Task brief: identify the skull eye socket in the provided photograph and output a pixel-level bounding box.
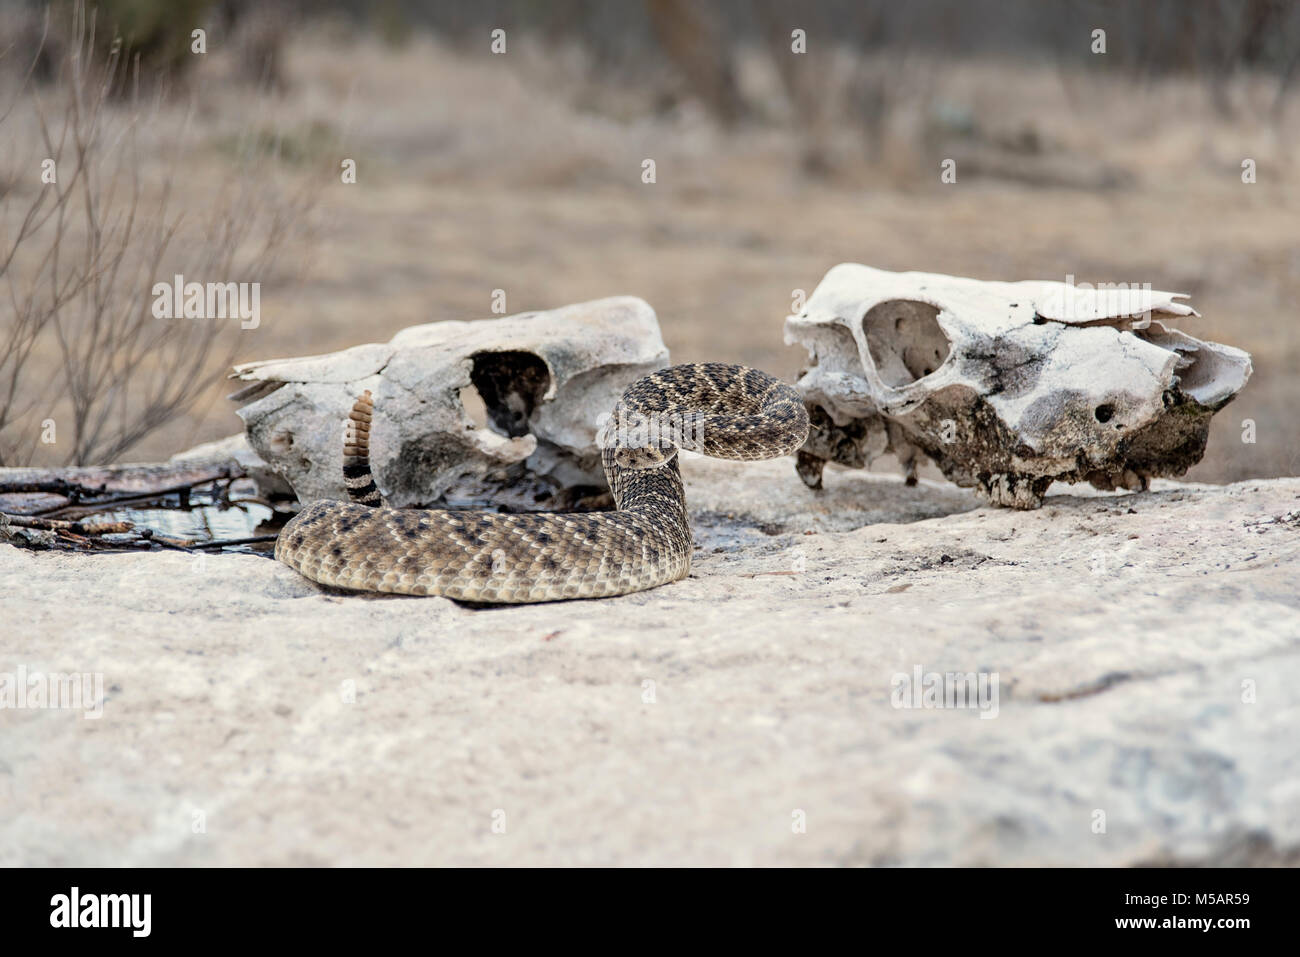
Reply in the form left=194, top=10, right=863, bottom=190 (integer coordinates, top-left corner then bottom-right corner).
left=862, top=300, right=951, bottom=387
left=1094, top=403, right=1116, bottom=423
left=466, top=351, right=551, bottom=437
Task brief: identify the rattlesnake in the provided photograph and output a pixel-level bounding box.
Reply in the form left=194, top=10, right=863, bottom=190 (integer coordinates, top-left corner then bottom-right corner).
left=275, top=363, right=810, bottom=603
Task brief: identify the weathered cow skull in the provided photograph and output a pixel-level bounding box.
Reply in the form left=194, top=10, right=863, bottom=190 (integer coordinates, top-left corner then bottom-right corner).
left=230, top=297, right=667, bottom=509
left=786, top=264, right=1252, bottom=508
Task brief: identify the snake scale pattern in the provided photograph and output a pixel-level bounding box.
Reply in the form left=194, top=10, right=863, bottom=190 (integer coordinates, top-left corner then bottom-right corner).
left=275, top=363, right=810, bottom=603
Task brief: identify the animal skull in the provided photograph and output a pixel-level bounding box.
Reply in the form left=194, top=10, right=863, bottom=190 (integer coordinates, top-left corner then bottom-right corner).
left=785, top=264, right=1252, bottom=508
left=230, top=297, right=668, bottom=509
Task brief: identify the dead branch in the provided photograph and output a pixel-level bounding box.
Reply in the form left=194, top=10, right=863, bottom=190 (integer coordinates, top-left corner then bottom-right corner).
left=0, top=0, right=317, bottom=468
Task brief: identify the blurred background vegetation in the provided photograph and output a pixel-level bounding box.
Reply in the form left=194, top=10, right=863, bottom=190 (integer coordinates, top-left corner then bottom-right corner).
left=1, top=0, right=1297, bottom=481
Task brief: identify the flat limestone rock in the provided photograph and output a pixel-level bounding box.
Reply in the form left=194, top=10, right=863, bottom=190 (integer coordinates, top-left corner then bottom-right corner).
left=1, top=464, right=1297, bottom=865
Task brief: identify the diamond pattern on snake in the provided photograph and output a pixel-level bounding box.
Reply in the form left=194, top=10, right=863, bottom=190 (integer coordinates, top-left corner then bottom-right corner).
left=275, top=363, right=810, bottom=603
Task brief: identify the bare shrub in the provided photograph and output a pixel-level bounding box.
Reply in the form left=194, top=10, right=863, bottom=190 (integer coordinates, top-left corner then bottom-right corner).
left=0, top=3, right=316, bottom=466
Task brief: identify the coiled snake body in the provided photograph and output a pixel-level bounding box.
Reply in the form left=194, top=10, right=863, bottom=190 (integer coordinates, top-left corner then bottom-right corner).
left=275, top=363, right=809, bottom=603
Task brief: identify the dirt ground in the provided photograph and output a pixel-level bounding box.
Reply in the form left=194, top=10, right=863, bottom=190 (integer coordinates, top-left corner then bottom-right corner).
left=4, top=30, right=1298, bottom=481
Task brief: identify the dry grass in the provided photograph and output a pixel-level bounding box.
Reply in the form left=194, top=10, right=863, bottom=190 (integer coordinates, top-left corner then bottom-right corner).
left=4, top=27, right=1297, bottom=481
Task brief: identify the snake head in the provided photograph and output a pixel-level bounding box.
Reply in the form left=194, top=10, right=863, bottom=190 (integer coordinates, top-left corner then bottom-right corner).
left=613, top=444, right=680, bottom=470
left=597, top=405, right=682, bottom=470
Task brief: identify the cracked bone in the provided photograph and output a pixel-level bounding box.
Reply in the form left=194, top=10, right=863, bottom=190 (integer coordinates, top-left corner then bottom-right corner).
left=229, top=297, right=668, bottom=508
left=785, top=264, right=1252, bottom=508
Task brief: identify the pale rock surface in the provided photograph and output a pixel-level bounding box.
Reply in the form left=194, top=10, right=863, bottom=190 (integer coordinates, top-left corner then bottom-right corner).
left=1, top=460, right=1297, bottom=866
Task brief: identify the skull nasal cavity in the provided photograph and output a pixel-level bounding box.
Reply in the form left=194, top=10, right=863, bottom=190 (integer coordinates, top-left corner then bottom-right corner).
left=468, top=351, right=551, bottom=437
left=862, top=300, right=952, bottom=387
